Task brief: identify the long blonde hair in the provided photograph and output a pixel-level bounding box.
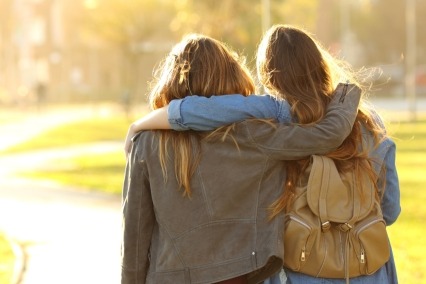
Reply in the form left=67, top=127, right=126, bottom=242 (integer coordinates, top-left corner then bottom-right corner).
left=256, top=25, right=385, bottom=217
left=149, top=34, right=255, bottom=197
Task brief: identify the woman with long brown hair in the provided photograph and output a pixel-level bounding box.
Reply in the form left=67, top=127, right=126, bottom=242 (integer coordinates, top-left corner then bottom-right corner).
left=121, top=32, right=361, bottom=284
left=124, top=25, right=400, bottom=284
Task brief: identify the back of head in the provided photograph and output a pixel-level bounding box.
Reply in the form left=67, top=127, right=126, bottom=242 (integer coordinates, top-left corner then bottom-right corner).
left=148, top=34, right=255, bottom=197
left=150, top=34, right=255, bottom=110
left=256, top=25, right=336, bottom=124
left=260, top=26, right=385, bottom=217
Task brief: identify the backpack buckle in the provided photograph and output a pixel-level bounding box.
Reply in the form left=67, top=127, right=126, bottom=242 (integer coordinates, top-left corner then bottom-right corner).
left=338, top=223, right=353, bottom=232
left=321, top=221, right=331, bottom=231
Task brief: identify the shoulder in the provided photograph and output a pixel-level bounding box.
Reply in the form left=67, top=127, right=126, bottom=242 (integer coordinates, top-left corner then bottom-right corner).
left=132, top=130, right=157, bottom=143
left=131, top=130, right=160, bottom=158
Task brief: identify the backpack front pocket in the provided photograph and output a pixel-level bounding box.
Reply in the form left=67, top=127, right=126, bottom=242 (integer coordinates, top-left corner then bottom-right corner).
left=353, top=218, right=390, bottom=275
left=284, top=214, right=316, bottom=271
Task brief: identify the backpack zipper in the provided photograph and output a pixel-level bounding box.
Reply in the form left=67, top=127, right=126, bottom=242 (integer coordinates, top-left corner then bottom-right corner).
left=288, top=215, right=311, bottom=262
left=355, top=218, right=382, bottom=235
left=356, top=219, right=383, bottom=264
left=289, top=215, right=311, bottom=230
left=360, top=249, right=365, bottom=263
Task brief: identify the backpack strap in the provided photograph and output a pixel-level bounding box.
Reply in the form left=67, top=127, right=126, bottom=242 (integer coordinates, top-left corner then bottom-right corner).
left=311, top=155, right=358, bottom=284
left=310, top=155, right=362, bottom=231
left=337, top=173, right=361, bottom=232
left=316, top=155, right=331, bottom=231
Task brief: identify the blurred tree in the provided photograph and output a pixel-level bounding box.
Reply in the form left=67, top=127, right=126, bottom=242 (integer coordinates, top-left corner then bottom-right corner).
left=82, top=0, right=176, bottom=47
left=75, top=0, right=178, bottom=101
left=31, top=0, right=424, bottom=102
left=169, top=0, right=263, bottom=63
left=169, top=0, right=322, bottom=66
left=274, top=0, right=318, bottom=31
left=351, top=0, right=406, bottom=64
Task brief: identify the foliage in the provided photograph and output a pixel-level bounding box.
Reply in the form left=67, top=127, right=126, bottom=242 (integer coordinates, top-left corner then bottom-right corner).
left=350, top=0, right=406, bottom=64
left=82, top=0, right=177, bottom=46
left=79, top=0, right=332, bottom=67
left=77, top=0, right=426, bottom=66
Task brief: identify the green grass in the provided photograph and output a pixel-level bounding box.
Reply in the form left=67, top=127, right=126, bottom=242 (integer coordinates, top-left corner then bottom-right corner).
left=1, top=116, right=132, bottom=154
left=0, top=234, right=15, bottom=284
left=22, top=151, right=125, bottom=194
left=9, top=116, right=132, bottom=194
left=386, top=120, right=426, bottom=283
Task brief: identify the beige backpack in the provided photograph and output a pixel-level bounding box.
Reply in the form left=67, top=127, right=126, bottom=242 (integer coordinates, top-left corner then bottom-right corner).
left=283, top=155, right=390, bottom=283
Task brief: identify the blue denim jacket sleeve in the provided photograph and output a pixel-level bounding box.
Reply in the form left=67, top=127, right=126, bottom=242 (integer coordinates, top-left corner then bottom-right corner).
left=378, top=137, right=401, bottom=225
left=367, top=110, right=401, bottom=226
left=168, top=94, right=292, bottom=131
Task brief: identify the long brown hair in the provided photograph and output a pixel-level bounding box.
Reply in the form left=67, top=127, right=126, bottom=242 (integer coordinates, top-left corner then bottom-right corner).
left=257, top=25, right=385, bottom=217
left=149, top=34, right=255, bottom=197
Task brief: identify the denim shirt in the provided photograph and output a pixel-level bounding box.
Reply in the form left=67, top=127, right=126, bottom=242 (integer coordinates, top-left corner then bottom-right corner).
left=167, top=93, right=401, bottom=284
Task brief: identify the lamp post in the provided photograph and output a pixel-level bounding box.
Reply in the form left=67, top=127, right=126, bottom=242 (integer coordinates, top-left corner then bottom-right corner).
left=261, top=0, right=270, bottom=33
left=405, top=0, right=417, bottom=121
left=340, top=0, right=350, bottom=59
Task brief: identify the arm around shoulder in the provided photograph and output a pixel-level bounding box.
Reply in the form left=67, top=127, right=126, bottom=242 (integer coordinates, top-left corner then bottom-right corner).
left=245, top=83, right=361, bottom=160
left=124, top=106, right=170, bottom=155
left=167, top=94, right=286, bottom=131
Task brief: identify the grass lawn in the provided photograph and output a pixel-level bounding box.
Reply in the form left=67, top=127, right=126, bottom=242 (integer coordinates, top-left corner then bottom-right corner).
left=4, top=114, right=426, bottom=283
left=0, top=234, right=15, bottom=284
left=1, top=116, right=132, bottom=154
left=7, top=116, right=132, bottom=194
left=386, top=120, right=426, bottom=283
left=23, top=151, right=125, bottom=194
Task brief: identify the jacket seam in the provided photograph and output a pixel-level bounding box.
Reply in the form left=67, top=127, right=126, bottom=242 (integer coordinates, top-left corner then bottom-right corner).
left=196, top=165, right=214, bottom=221
left=154, top=214, right=186, bottom=268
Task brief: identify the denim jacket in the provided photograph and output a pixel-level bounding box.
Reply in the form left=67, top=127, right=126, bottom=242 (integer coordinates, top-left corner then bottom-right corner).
left=167, top=85, right=401, bottom=284
left=122, top=85, right=362, bottom=284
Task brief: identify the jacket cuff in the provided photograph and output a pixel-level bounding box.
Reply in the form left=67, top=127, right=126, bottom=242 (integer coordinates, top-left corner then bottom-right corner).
left=168, top=99, right=188, bottom=131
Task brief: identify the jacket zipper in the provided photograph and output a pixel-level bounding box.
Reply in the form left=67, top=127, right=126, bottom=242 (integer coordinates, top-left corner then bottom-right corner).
left=339, top=81, right=349, bottom=103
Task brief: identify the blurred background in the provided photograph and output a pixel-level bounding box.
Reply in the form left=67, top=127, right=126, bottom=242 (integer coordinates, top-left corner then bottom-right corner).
left=0, top=1, right=425, bottom=284
left=0, top=0, right=424, bottom=108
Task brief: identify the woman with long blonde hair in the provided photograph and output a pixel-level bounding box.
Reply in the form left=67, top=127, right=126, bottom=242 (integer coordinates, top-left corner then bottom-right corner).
left=124, top=25, right=400, bottom=284
left=122, top=32, right=362, bottom=284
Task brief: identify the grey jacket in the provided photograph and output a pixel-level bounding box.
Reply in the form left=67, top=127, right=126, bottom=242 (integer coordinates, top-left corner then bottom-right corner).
left=121, top=84, right=361, bottom=284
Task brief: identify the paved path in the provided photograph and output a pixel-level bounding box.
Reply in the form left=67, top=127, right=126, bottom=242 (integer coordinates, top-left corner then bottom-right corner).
left=0, top=177, right=122, bottom=284
left=0, top=105, right=124, bottom=284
